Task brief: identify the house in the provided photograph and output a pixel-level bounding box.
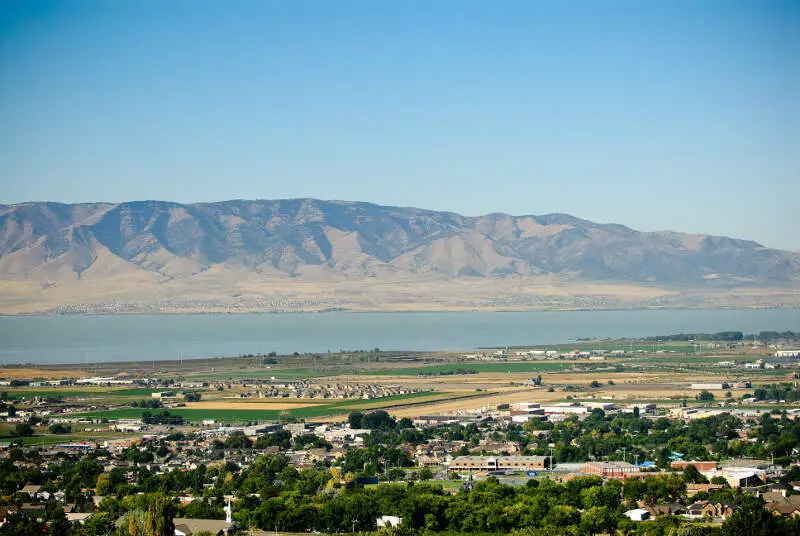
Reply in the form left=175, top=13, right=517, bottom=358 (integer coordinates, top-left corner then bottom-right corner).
left=644, top=503, right=686, bottom=517
left=66, top=512, right=93, bottom=524
left=20, top=504, right=45, bottom=521
left=172, top=518, right=236, bottom=535
left=20, top=484, right=41, bottom=498
left=686, top=483, right=723, bottom=497
left=686, top=501, right=736, bottom=520
left=624, top=509, right=650, bottom=522
left=762, top=494, right=800, bottom=518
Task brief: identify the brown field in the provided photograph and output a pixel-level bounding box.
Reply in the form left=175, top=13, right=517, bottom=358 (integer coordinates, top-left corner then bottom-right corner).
left=3, top=272, right=798, bottom=314
left=0, top=368, right=86, bottom=379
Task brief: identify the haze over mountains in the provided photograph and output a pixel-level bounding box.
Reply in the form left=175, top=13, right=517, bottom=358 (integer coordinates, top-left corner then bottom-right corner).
left=0, top=199, right=798, bottom=314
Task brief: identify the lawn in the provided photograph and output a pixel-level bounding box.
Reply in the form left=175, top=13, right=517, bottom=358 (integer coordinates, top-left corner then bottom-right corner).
left=4, top=388, right=166, bottom=400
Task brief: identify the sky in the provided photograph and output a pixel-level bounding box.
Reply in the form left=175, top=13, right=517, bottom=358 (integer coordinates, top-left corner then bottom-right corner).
left=0, top=1, right=798, bottom=250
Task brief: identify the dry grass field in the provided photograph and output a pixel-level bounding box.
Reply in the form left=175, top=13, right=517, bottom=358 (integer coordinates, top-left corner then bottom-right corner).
left=0, top=368, right=86, bottom=380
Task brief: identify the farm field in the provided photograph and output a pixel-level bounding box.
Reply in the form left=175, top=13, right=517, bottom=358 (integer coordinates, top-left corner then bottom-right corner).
left=72, top=390, right=465, bottom=422
left=0, top=426, right=137, bottom=446
left=4, top=387, right=163, bottom=400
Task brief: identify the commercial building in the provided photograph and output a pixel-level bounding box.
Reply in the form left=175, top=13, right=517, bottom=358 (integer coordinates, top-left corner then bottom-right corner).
left=542, top=403, right=590, bottom=415
left=671, top=461, right=719, bottom=472
left=583, top=461, right=641, bottom=479
left=448, top=456, right=551, bottom=473
left=690, top=383, right=729, bottom=390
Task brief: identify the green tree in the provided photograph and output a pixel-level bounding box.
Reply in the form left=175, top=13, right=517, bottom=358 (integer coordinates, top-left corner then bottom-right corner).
left=682, top=464, right=708, bottom=484
left=363, top=410, right=396, bottom=430
left=348, top=411, right=364, bottom=429
left=697, top=391, right=715, bottom=402
left=145, top=494, right=175, bottom=536
left=79, top=512, right=116, bottom=536
left=12, top=422, right=33, bottom=437
left=579, top=506, right=616, bottom=535
left=721, top=495, right=776, bottom=536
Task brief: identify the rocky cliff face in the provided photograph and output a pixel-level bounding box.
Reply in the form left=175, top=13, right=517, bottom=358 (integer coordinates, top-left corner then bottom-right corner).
left=1, top=199, right=797, bottom=285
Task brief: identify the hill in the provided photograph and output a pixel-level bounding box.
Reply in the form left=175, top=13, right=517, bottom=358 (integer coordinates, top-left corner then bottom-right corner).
left=1, top=199, right=797, bottom=313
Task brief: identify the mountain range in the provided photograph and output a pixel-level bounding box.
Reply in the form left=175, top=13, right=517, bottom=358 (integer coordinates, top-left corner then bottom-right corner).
left=0, top=199, right=797, bottom=313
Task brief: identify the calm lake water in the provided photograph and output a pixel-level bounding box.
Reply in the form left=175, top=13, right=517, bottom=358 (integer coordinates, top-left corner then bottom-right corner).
left=0, top=309, right=798, bottom=364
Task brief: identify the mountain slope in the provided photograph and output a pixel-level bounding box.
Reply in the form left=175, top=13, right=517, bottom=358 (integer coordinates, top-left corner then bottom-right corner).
left=1, top=198, right=798, bottom=283
left=0, top=199, right=797, bottom=313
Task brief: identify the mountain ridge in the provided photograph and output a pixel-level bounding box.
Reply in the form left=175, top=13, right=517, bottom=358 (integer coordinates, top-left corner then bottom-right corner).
left=0, top=198, right=797, bottom=313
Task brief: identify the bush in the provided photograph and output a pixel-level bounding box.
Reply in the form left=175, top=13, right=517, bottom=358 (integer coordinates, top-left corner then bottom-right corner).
left=49, top=423, right=71, bottom=434
left=12, top=423, right=34, bottom=437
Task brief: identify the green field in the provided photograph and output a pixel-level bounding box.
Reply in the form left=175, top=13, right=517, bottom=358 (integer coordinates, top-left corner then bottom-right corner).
left=4, top=388, right=164, bottom=400
left=72, top=391, right=454, bottom=423
left=360, top=362, right=594, bottom=376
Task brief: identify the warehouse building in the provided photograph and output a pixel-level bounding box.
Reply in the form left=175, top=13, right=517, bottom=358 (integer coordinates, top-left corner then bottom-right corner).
left=448, top=456, right=551, bottom=473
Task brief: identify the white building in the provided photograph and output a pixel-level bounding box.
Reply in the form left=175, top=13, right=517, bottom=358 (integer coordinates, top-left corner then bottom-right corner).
left=377, top=516, right=402, bottom=528
left=690, top=383, right=729, bottom=390
left=624, top=509, right=650, bottom=522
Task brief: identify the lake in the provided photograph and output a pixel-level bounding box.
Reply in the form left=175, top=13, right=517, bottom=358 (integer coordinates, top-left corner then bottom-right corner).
left=0, top=309, right=798, bottom=364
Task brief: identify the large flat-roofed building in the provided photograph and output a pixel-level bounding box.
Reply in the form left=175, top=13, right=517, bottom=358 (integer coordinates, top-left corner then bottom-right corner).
left=583, top=461, right=641, bottom=479
left=671, top=461, right=719, bottom=472
left=690, top=383, right=729, bottom=390
left=448, top=455, right=551, bottom=472
left=542, top=403, right=590, bottom=415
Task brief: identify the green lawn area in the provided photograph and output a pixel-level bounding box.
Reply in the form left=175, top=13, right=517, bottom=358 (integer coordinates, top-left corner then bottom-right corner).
left=72, top=391, right=452, bottom=423
left=359, top=362, right=591, bottom=376
left=4, top=387, right=166, bottom=400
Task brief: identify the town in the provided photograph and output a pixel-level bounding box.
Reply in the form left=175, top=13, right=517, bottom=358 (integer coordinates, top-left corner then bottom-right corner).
left=0, top=332, right=798, bottom=535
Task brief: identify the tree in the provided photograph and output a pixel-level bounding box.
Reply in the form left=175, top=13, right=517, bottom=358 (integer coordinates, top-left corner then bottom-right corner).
left=79, top=512, right=115, bottom=536
left=419, top=467, right=433, bottom=481
left=95, top=473, right=112, bottom=496
left=579, top=506, right=616, bottom=535
left=397, top=417, right=414, bottom=429
left=682, top=464, right=708, bottom=484
left=45, top=501, right=71, bottom=536
left=697, top=391, right=715, bottom=402
left=48, top=423, right=71, bottom=434
left=348, top=411, right=364, bottom=429
left=145, top=494, right=175, bottom=536
left=184, top=392, right=201, bottom=402
left=722, top=495, right=777, bottom=536
left=363, top=410, right=396, bottom=430
left=225, top=431, right=253, bottom=449
left=12, top=422, right=33, bottom=437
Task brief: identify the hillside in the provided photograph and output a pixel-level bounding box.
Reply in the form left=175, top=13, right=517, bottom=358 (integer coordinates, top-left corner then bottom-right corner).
left=0, top=199, right=798, bottom=313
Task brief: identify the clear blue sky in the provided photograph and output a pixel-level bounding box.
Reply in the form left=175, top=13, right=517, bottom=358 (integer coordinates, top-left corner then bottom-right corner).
left=1, top=1, right=798, bottom=249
